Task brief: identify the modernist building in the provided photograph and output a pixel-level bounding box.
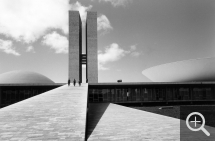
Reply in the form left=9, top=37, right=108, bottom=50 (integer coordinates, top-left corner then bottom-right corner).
left=88, top=58, right=215, bottom=104
left=0, top=70, right=61, bottom=108
left=0, top=11, right=99, bottom=108
left=69, top=11, right=98, bottom=83
left=67, top=11, right=215, bottom=105
left=142, top=57, right=215, bottom=82
left=0, top=11, right=215, bottom=109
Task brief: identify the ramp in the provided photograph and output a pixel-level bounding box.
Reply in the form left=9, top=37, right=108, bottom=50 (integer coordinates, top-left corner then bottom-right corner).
left=0, top=84, right=88, bottom=140
left=87, top=103, right=180, bottom=141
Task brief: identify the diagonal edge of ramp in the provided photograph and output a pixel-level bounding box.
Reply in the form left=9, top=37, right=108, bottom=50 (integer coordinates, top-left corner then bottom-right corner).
left=0, top=84, right=88, bottom=141
left=86, top=103, right=110, bottom=140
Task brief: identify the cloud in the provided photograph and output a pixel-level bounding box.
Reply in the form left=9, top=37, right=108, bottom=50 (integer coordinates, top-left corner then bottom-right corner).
left=97, top=14, right=113, bottom=34
left=129, top=44, right=142, bottom=57
left=130, top=51, right=141, bottom=57
left=0, top=39, right=20, bottom=56
left=26, top=46, right=35, bottom=53
left=98, top=63, right=109, bottom=70
left=129, top=44, right=141, bottom=57
left=98, top=43, right=127, bottom=70
left=0, top=0, right=111, bottom=51
left=42, top=31, right=68, bottom=54
left=0, top=0, right=71, bottom=43
left=71, top=1, right=92, bottom=23
left=98, top=43, right=141, bottom=70
left=98, top=0, right=132, bottom=7
left=130, top=44, right=137, bottom=51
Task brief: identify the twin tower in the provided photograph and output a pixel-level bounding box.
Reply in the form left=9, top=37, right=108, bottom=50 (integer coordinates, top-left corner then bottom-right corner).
left=69, top=11, right=98, bottom=83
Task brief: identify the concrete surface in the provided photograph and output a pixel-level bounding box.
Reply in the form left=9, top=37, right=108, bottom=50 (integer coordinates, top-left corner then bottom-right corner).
left=87, top=103, right=180, bottom=141
left=69, top=11, right=82, bottom=82
left=86, top=11, right=98, bottom=83
left=1, top=83, right=214, bottom=140
left=0, top=84, right=88, bottom=141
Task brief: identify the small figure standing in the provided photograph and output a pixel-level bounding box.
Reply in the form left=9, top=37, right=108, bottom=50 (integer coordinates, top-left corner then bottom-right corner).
left=127, top=90, right=129, bottom=101
left=86, top=78, right=88, bottom=83
left=73, top=79, right=76, bottom=86
left=68, top=79, right=70, bottom=86
left=78, top=80, right=81, bottom=86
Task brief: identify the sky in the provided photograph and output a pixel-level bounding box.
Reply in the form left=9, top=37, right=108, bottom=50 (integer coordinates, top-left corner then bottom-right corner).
left=0, top=0, right=215, bottom=83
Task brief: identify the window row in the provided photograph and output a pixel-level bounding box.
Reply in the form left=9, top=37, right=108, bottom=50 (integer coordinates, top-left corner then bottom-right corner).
left=88, top=87, right=215, bottom=102
left=0, top=89, right=48, bottom=105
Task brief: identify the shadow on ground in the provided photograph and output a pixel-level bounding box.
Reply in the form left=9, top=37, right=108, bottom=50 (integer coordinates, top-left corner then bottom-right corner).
left=86, top=103, right=110, bottom=140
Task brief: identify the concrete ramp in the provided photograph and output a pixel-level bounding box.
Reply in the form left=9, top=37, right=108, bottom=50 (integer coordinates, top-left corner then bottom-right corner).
left=0, top=84, right=88, bottom=141
left=87, top=103, right=180, bottom=141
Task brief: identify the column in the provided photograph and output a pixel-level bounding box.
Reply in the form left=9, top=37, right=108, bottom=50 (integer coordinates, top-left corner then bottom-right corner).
left=69, top=11, right=82, bottom=82
left=86, top=11, right=98, bottom=83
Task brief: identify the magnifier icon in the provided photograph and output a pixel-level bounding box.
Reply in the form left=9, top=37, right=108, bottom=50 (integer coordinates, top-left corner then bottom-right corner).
left=186, top=112, right=210, bottom=136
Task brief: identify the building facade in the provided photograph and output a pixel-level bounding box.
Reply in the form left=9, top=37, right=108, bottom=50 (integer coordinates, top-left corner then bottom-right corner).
left=89, top=82, right=215, bottom=104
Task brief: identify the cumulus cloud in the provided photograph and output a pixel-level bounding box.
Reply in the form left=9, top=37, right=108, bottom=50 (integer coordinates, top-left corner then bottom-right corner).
left=71, top=1, right=92, bottom=23
left=26, top=46, right=35, bottom=53
left=0, top=0, right=71, bottom=43
left=98, top=43, right=141, bottom=70
left=42, top=31, right=68, bottom=54
left=0, top=0, right=93, bottom=44
left=129, top=44, right=141, bottom=57
left=0, top=39, right=20, bottom=56
left=130, top=44, right=137, bottom=51
left=97, top=14, right=113, bottom=34
left=97, top=0, right=132, bottom=7
left=98, top=43, right=127, bottom=70
left=130, top=51, right=141, bottom=57
left=0, top=0, right=112, bottom=54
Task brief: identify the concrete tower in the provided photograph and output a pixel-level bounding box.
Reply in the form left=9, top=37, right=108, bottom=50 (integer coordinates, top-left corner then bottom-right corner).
left=86, top=11, right=98, bottom=83
left=69, top=11, right=98, bottom=83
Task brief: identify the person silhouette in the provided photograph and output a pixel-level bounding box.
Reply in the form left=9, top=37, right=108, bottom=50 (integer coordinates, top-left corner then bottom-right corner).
left=127, top=90, right=129, bottom=101
left=86, top=78, right=88, bottom=83
left=73, top=79, right=76, bottom=86
left=78, top=80, right=81, bottom=86
left=68, top=79, right=70, bottom=86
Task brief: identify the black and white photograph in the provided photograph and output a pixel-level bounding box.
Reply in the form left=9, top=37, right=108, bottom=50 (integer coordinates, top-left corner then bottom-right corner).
left=0, top=0, right=215, bottom=140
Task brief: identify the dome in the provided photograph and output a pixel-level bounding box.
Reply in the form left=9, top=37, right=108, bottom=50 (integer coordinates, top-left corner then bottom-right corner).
left=142, top=57, right=215, bottom=82
left=0, top=70, right=54, bottom=84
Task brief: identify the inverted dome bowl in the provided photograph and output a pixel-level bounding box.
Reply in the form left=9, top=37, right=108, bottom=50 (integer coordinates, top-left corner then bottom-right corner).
left=142, top=57, right=215, bottom=82
left=0, top=70, right=54, bottom=84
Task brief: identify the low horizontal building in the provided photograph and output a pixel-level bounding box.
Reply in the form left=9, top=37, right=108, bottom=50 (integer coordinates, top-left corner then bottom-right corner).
left=0, top=70, right=63, bottom=108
